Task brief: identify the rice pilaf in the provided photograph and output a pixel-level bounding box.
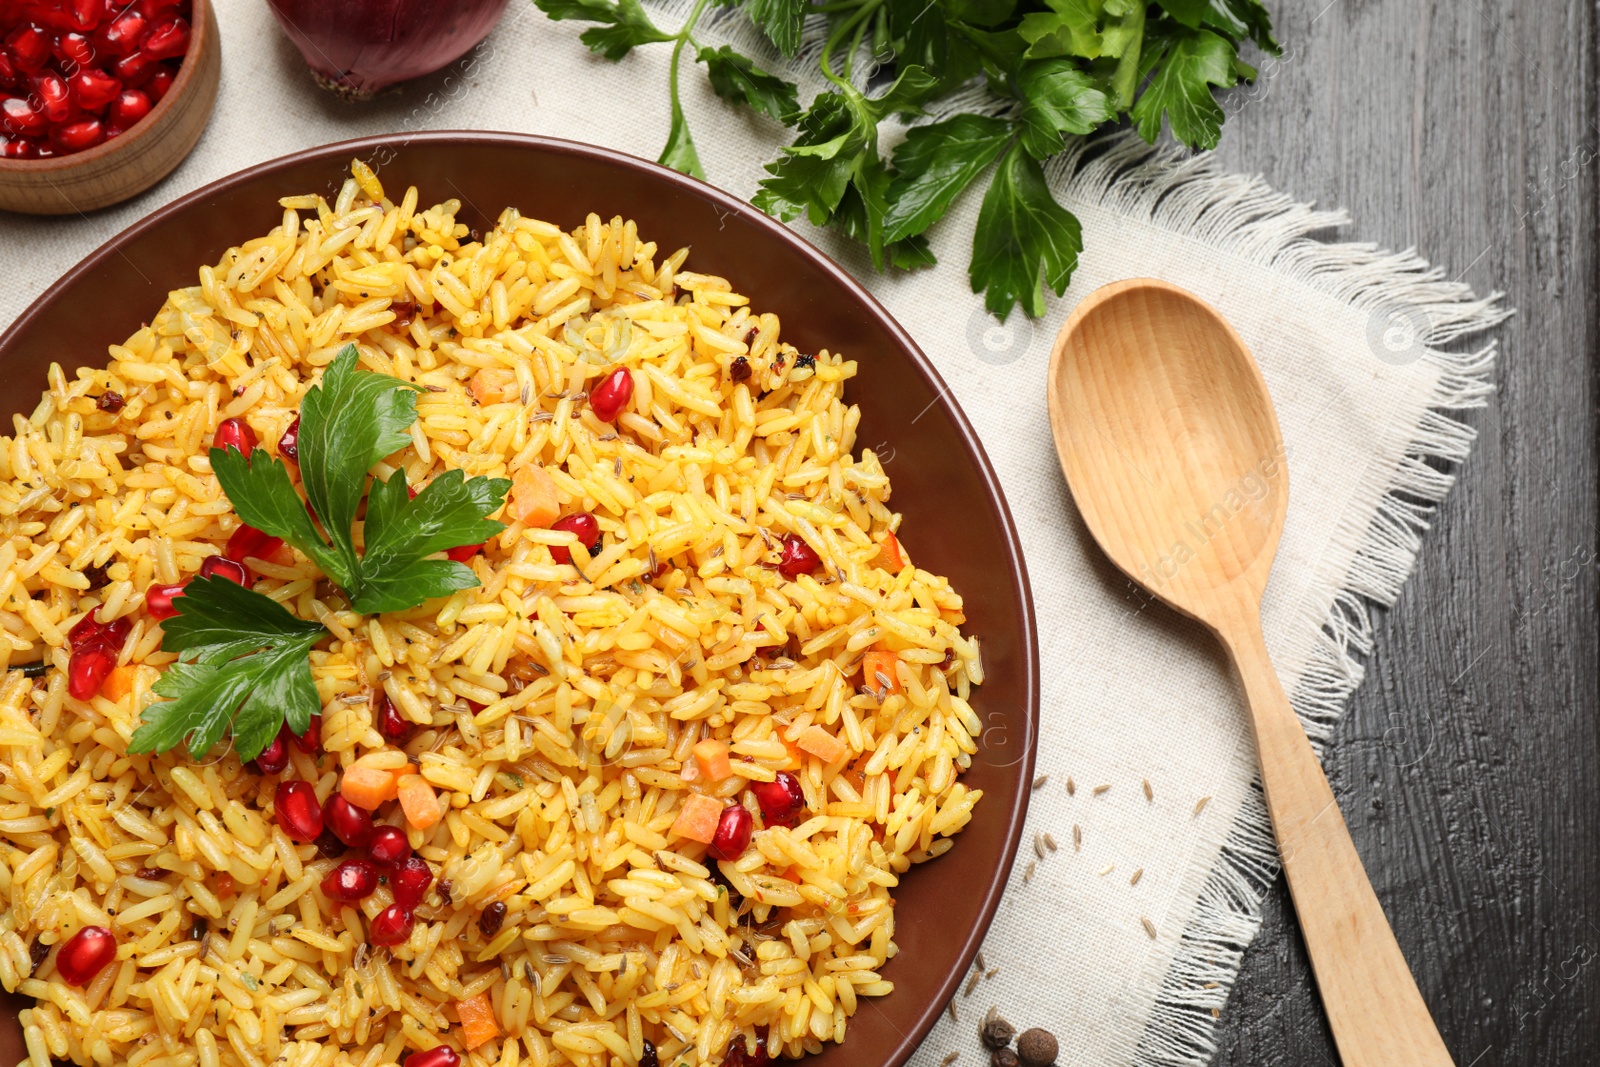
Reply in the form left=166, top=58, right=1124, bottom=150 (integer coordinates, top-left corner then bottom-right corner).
left=0, top=161, right=984, bottom=1067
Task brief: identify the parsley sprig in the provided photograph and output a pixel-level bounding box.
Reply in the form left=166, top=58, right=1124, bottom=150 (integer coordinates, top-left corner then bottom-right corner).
left=129, top=346, right=511, bottom=761
left=530, top=0, right=1278, bottom=319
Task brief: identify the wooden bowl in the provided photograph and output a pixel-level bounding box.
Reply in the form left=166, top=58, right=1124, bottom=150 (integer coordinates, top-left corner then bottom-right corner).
left=0, top=133, right=1040, bottom=1067
left=0, top=0, right=221, bottom=215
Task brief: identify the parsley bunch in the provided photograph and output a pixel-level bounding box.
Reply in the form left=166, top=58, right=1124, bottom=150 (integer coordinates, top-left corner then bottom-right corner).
left=129, top=346, right=511, bottom=761
left=532, top=0, right=1277, bottom=318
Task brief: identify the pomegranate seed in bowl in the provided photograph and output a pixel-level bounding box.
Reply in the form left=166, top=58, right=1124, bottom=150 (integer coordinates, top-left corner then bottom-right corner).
left=777, top=534, right=821, bottom=579
left=323, top=793, right=373, bottom=848
left=321, top=858, right=378, bottom=902
left=198, top=554, right=246, bottom=585
left=549, top=512, right=601, bottom=566
left=404, top=1046, right=461, bottom=1067
left=749, top=771, right=805, bottom=827
left=368, top=903, right=413, bottom=947
left=144, top=581, right=186, bottom=620
left=390, top=855, right=433, bottom=908
left=588, top=368, right=633, bottom=422
left=249, top=735, right=288, bottom=775
left=367, top=825, right=411, bottom=868
left=708, top=804, right=752, bottom=861
left=212, top=417, right=255, bottom=455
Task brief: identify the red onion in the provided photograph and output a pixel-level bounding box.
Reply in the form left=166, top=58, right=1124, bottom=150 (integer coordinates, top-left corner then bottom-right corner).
left=264, top=0, right=510, bottom=100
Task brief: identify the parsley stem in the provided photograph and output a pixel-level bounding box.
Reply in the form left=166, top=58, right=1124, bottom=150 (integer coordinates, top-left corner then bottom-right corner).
left=818, top=0, right=881, bottom=89
left=668, top=0, right=715, bottom=119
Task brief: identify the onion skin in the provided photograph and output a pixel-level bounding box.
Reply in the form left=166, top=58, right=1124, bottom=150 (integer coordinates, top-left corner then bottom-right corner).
left=265, top=0, right=511, bottom=99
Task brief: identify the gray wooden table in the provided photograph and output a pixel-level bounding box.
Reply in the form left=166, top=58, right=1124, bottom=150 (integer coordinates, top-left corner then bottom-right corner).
left=1205, top=1, right=1597, bottom=1063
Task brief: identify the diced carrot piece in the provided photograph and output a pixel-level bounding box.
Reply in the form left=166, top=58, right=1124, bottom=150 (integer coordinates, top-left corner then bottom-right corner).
left=693, top=738, right=732, bottom=782
left=511, top=465, right=560, bottom=528
left=397, top=774, right=440, bottom=830
left=862, top=650, right=903, bottom=695
left=341, top=766, right=399, bottom=809
left=102, top=664, right=138, bottom=702
left=796, top=725, right=847, bottom=764
left=469, top=367, right=517, bottom=404
left=876, top=530, right=905, bottom=571
left=671, top=793, right=724, bottom=844
left=456, top=991, right=501, bottom=1051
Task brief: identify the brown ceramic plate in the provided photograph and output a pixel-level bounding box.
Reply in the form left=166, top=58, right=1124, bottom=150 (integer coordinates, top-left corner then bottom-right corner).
left=0, top=132, right=1038, bottom=1067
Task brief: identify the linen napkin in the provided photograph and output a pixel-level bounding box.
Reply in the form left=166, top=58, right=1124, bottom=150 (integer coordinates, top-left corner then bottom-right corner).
left=0, top=3, right=1507, bottom=1064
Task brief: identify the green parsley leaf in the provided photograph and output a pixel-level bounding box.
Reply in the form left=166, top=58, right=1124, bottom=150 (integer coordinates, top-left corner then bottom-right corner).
left=881, top=114, right=1013, bottom=245
left=697, top=45, right=800, bottom=125
left=535, top=0, right=674, bottom=59
left=129, top=576, right=325, bottom=760
left=968, top=141, right=1082, bottom=318
left=742, top=0, right=806, bottom=56
left=357, top=469, right=513, bottom=613
left=659, top=94, right=705, bottom=178
left=1014, top=60, right=1115, bottom=158
left=1130, top=25, right=1237, bottom=149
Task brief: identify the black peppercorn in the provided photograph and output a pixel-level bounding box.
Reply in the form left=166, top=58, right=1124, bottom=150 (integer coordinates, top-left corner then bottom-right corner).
left=978, top=1010, right=1016, bottom=1050
left=1016, top=1028, right=1058, bottom=1067
left=190, top=917, right=208, bottom=941
left=479, top=901, right=507, bottom=937
left=991, top=1048, right=1020, bottom=1067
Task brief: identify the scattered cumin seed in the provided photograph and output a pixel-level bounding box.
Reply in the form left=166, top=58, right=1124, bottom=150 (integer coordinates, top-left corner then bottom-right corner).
left=948, top=1000, right=958, bottom=1023
left=1073, top=824, right=1081, bottom=850
left=1129, top=868, right=1144, bottom=886
left=941, top=1055, right=959, bottom=1067
left=1211, top=1008, right=1220, bottom=1019
left=1093, top=783, right=1111, bottom=795
left=1023, top=861, right=1036, bottom=882
left=976, top=951, right=987, bottom=971
left=964, top=971, right=982, bottom=997
left=1202, top=982, right=1219, bottom=989
left=1193, top=795, right=1212, bottom=816
left=1141, top=917, right=1158, bottom=940
left=1098, top=864, right=1114, bottom=876
left=984, top=967, right=998, bottom=979
left=1032, top=774, right=1049, bottom=791
left=1066, top=776, right=1076, bottom=796
left=1033, top=833, right=1046, bottom=860
left=1143, top=778, right=1153, bottom=801
left=1042, top=832, right=1057, bottom=852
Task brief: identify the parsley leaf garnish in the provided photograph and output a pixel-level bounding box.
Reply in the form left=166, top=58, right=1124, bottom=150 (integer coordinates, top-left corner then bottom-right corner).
left=211, top=345, right=510, bottom=616
left=969, top=141, right=1083, bottom=318
left=131, top=344, right=510, bottom=761
left=697, top=46, right=801, bottom=125
left=129, top=576, right=324, bottom=760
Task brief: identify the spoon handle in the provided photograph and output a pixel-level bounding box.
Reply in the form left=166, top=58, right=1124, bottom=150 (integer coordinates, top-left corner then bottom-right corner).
left=1221, top=613, right=1455, bottom=1067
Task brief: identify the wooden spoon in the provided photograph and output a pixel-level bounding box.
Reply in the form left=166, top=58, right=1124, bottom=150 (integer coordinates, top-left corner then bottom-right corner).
left=1047, top=278, right=1453, bottom=1067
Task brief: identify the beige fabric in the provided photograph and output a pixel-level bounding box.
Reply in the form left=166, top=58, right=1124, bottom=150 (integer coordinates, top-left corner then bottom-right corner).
left=0, top=2, right=1505, bottom=1064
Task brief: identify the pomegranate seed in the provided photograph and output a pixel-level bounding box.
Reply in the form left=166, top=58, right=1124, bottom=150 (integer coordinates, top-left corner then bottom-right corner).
left=368, top=903, right=413, bottom=946
left=277, top=415, right=300, bottom=461
left=139, top=17, right=187, bottom=60
left=109, top=51, right=152, bottom=86
left=289, top=714, right=321, bottom=755
left=0, top=138, right=34, bottom=158
left=250, top=734, right=288, bottom=775
left=404, top=1047, right=461, bottom=1067
left=198, top=554, right=247, bottom=585
left=367, top=825, right=411, bottom=868
left=53, top=32, right=96, bottom=71
left=144, top=581, right=186, bottom=620
left=224, top=524, right=283, bottom=569
left=106, top=86, right=148, bottom=127
left=96, top=12, right=143, bottom=56
left=32, top=70, right=70, bottom=122
left=444, top=543, right=482, bottom=563
left=749, top=771, right=805, bottom=827
left=274, top=780, right=323, bottom=843
left=549, top=512, right=601, bottom=566
left=1, top=96, right=46, bottom=136
left=776, top=534, right=821, bottom=579
left=707, top=804, right=752, bottom=861
left=67, top=642, right=115, bottom=701
left=67, top=0, right=102, bottom=33
left=323, top=793, right=374, bottom=847
left=67, top=611, right=107, bottom=651
left=212, top=417, right=256, bottom=456
left=134, top=0, right=183, bottom=18
left=375, top=692, right=414, bottom=743
left=68, top=67, right=118, bottom=110
left=390, top=855, right=434, bottom=908
left=321, top=857, right=378, bottom=901
left=49, top=117, right=102, bottom=151
left=6, top=26, right=50, bottom=73
left=54, top=926, right=115, bottom=986
left=588, top=368, right=634, bottom=422
left=144, top=66, right=171, bottom=100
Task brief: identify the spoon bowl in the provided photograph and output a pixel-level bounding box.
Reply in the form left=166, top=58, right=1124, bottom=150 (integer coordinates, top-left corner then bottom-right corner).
left=1049, top=279, right=1454, bottom=1067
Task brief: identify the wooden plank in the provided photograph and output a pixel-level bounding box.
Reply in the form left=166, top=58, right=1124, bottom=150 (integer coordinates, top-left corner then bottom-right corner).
left=1206, top=0, right=1599, bottom=1063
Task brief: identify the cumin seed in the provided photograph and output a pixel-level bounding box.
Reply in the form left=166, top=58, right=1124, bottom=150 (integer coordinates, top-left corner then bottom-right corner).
left=1066, top=776, right=1076, bottom=796
left=984, top=967, right=998, bottom=979
left=1098, top=864, right=1114, bottom=876
left=975, top=951, right=987, bottom=971
left=1042, top=832, right=1057, bottom=852
left=1129, top=868, right=1144, bottom=886
left=1143, top=778, right=1153, bottom=801
left=1193, top=795, right=1212, bottom=816
left=948, top=1000, right=958, bottom=1023
left=1093, top=783, right=1110, bottom=795
left=1073, top=824, right=1081, bottom=850
left=1141, top=917, right=1158, bottom=940
left=1032, top=774, right=1048, bottom=791
left=964, top=971, right=982, bottom=997
left=1033, top=833, right=1046, bottom=860
left=941, top=1054, right=960, bottom=1067
left=1023, top=861, right=1036, bottom=883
